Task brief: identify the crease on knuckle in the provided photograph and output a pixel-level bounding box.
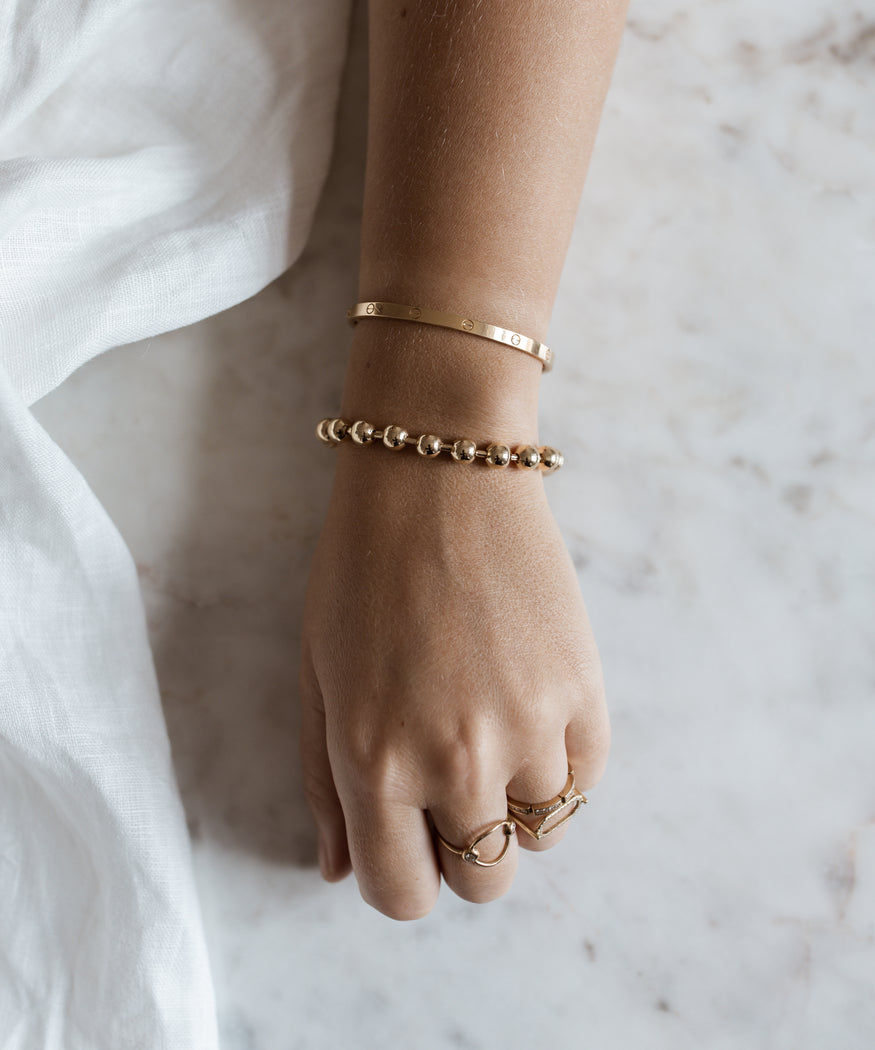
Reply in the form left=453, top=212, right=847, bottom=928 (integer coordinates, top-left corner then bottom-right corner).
left=431, top=719, right=496, bottom=795
left=339, top=732, right=405, bottom=799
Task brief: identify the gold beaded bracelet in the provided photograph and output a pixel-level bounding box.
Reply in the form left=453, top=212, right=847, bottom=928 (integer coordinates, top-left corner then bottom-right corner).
left=315, top=417, right=564, bottom=473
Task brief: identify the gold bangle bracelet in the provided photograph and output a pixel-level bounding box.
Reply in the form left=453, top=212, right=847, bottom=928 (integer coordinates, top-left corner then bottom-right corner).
left=316, top=417, right=564, bottom=474
left=346, top=301, right=553, bottom=373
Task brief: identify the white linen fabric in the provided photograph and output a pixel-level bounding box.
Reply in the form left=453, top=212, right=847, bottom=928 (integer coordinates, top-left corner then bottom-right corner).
left=0, top=1, right=351, bottom=1046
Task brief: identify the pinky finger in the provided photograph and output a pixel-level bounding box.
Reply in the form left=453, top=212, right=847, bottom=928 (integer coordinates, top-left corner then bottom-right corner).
left=565, top=700, right=611, bottom=793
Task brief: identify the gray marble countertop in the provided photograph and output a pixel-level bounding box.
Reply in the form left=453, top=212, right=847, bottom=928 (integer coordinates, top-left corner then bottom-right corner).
left=35, top=1, right=874, bottom=1047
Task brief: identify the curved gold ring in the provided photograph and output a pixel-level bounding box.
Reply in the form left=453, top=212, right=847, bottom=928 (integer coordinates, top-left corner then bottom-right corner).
left=506, top=763, right=587, bottom=841
left=433, top=817, right=516, bottom=868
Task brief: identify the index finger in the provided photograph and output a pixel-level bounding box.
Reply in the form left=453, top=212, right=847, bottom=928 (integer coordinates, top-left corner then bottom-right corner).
left=336, top=779, right=441, bottom=921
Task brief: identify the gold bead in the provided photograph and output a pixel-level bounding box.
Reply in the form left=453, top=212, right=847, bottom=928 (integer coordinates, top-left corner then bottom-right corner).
left=539, top=447, right=563, bottom=473
left=382, top=425, right=408, bottom=449
left=515, top=445, right=541, bottom=470
left=350, top=420, right=375, bottom=445
left=451, top=438, right=478, bottom=463
left=316, top=418, right=333, bottom=444
left=416, top=434, right=443, bottom=457
left=327, top=418, right=349, bottom=443
left=485, top=443, right=511, bottom=468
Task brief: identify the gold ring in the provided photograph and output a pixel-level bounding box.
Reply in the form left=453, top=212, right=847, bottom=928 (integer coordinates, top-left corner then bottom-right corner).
left=433, top=817, right=516, bottom=867
left=506, top=763, right=587, bottom=841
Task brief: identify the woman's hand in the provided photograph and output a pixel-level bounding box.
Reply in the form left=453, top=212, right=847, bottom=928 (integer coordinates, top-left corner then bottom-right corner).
left=297, top=0, right=629, bottom=921
left=299, top=440, right=609, bottom=919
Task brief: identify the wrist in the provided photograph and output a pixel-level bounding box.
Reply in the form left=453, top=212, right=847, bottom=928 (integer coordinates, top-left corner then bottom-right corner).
left=329, top=432, right=547, bottom=518
left=340, top=318, right=542, bottom=443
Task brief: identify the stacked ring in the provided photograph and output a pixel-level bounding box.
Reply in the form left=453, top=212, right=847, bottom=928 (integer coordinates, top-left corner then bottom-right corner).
left=506, top=764, right=587, bottom=841
left=434, top=764, right=588, bottom=867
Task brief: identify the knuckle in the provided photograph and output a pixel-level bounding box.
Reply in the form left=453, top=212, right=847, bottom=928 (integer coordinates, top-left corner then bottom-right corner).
left=431, top=720, right=497, bottom=794
left=328, top=708, right=416, bottom=801
left=337, top=728, right=400, bottom=794
left=348, top=751, right=396, bottom=796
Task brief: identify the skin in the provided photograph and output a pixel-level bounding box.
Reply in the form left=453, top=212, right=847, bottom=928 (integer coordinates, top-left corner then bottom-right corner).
left=300, top=0, right=629, bottom=918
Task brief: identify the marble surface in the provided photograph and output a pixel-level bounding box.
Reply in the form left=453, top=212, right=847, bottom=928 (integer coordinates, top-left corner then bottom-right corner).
left=34, top=0, right=875, bottom=1047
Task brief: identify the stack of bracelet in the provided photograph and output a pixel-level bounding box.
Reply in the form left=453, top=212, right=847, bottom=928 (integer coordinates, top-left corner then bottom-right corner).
left=322, top=300, right=564, bottom=474
left=316, top=417, right=564, bottom=474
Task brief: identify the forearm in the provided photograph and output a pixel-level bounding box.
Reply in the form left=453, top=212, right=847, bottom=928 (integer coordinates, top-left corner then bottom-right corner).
left=305, top=1, right=621, bottom=906
left=342, top=0, right=628, bottom=436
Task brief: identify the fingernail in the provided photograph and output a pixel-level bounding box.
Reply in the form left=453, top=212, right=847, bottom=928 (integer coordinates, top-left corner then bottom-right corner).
left=318, top=836, right=332, bottom=880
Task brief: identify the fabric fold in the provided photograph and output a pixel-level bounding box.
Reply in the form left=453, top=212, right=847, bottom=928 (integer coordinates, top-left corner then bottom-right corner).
left=0, top=0, right=352, bottom=1045
left=0, top=366, right=219, bottom=1049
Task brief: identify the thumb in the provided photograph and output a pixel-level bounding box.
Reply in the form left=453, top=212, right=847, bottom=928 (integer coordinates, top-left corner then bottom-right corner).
left=299, top=651, right=351, bottom=882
